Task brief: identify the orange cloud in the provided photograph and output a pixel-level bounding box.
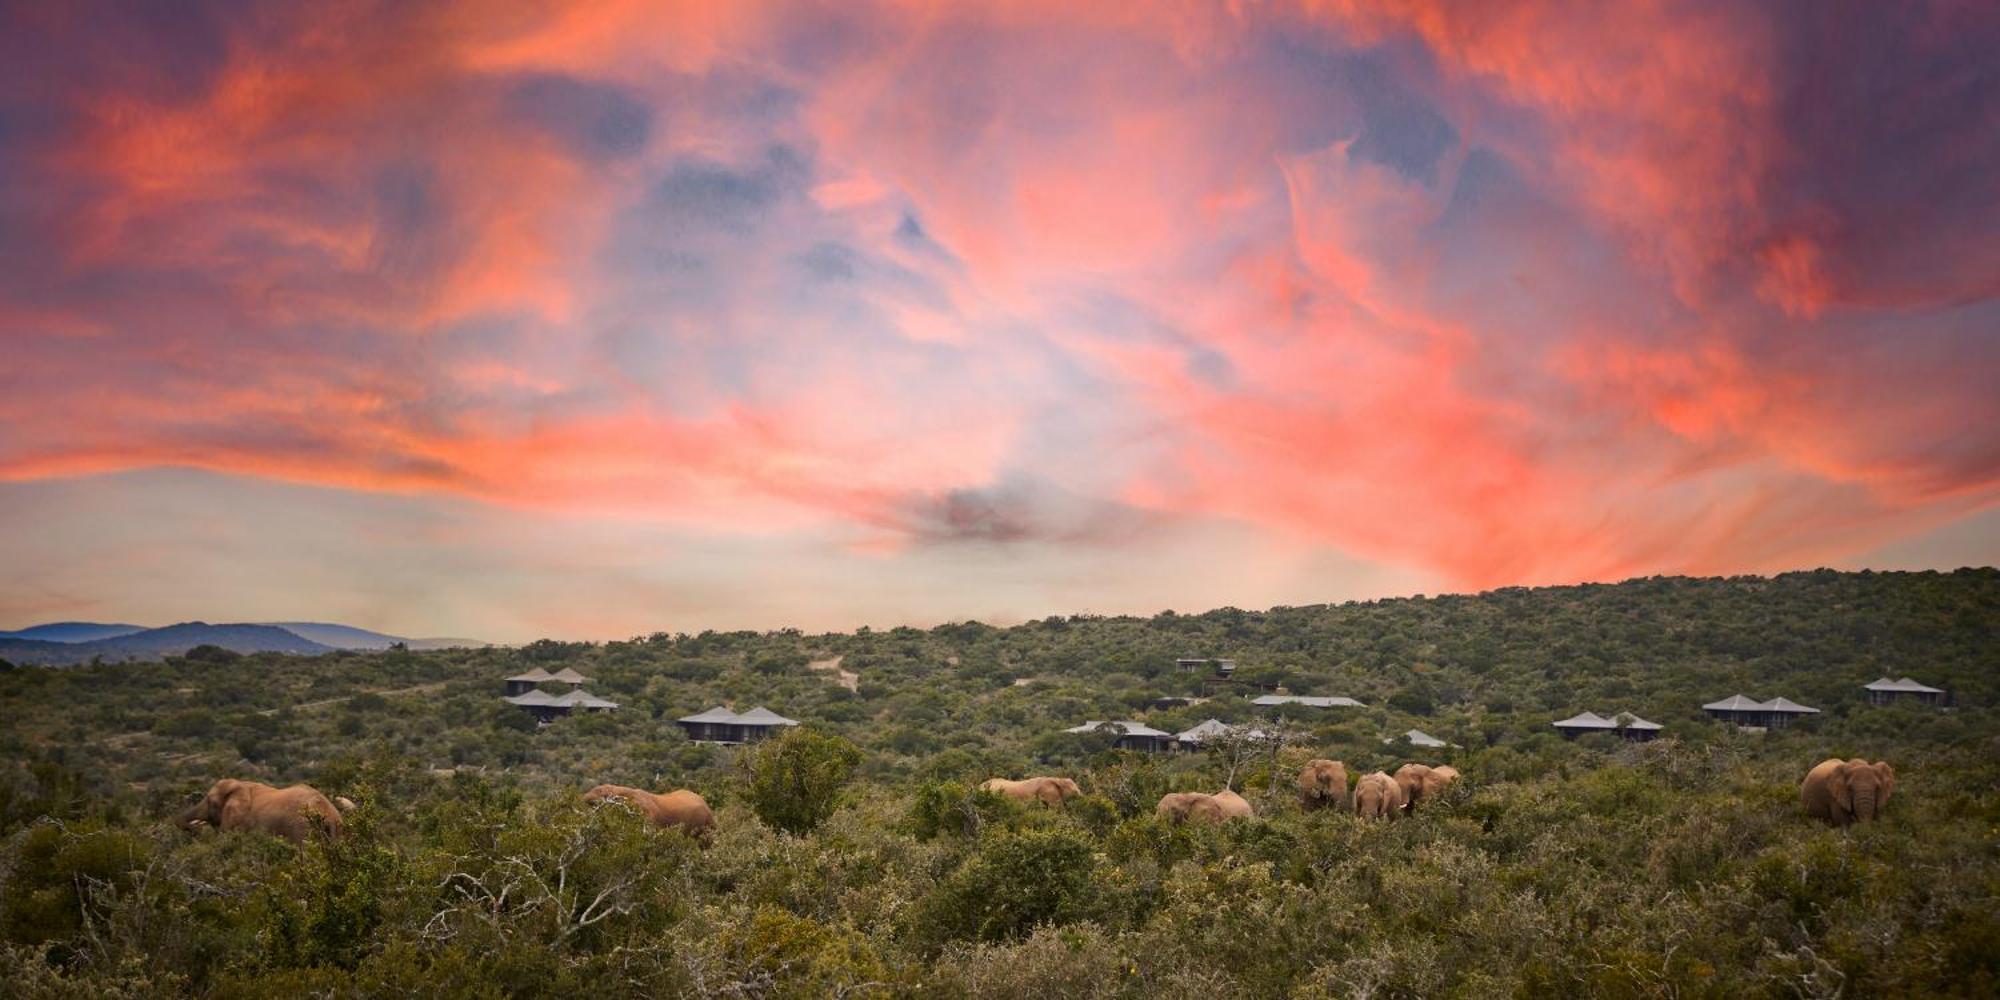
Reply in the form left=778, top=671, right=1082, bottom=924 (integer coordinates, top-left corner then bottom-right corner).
left=0, top=0, right=1992, bottom=617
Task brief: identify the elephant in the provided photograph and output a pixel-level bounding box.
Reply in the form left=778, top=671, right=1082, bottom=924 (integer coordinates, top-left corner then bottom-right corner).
left=1297, top=759, right=1350, bottom=812
left=1353, top=772, right=1405, bottom=819
left=1213, top=789, right=1255, bottom=819
left=177, top=779, right=346, bottom=843
left=583, top=784, right=716, bottom=840
left=1156, top=790, right=1255, bottom=824
left=1393, top=763, right=1460, bottom=812
left=980, top=776, right=1083, bottom=806
left=1801, top=758, right=1895, bottom=827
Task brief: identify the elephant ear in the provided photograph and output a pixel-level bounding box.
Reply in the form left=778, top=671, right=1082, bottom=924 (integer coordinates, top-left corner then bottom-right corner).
left=1829, top=765, right=1854, bottom=814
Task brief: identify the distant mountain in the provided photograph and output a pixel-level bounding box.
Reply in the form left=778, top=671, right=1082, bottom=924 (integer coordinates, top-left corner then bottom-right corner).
left=0, top=622, right=147, bottom=643
left=0, top=622, right=333, bottom=666
left=263, top=622, right=410, bottom=651
left=261, top=623, right=487, bottom=651
left=0, top=620, right=490, bottom=665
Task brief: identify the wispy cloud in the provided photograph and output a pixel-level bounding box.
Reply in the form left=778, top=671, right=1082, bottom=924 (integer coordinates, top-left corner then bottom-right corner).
left=0, top=1, right=1993, bottom=633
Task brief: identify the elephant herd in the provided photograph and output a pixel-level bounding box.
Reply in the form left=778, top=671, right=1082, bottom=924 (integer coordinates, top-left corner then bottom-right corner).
left=175, top=755, right=1893, bottom=845
left=983, top=761, right=1460, bottom=825
left=175, top=778, right=716, bottom=843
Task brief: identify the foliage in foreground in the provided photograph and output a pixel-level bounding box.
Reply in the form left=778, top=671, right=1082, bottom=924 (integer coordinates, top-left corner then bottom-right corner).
left=0, top=569, right=1994, bottom=997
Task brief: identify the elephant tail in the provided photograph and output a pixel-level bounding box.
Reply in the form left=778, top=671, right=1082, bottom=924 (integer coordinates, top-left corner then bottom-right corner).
left=333, top=796, right=357, bottom=813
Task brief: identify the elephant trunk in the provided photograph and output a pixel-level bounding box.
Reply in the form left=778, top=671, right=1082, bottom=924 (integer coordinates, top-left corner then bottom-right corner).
left=1852, top=789, right=1878, bottom=821
left=176, top=805, right=208, bottom=830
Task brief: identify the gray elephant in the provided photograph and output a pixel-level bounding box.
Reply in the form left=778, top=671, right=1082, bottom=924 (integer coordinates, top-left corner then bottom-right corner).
left=1801, top=758, right=1895, bottom=827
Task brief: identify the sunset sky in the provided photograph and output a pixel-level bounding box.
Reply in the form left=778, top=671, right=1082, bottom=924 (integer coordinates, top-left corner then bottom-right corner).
left=2, top=1, right=1995, bottom=642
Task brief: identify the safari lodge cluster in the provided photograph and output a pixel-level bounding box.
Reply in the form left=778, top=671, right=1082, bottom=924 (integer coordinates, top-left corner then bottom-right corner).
left=498, top=655, right=1950, bottom=745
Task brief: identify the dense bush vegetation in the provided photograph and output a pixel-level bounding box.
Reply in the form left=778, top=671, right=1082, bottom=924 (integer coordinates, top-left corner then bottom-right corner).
left=0, top=569, right=1995, bottom=996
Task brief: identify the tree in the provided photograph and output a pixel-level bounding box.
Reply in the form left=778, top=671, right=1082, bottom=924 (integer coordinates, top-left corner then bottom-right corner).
left=738, top=728, right=863, bottom=835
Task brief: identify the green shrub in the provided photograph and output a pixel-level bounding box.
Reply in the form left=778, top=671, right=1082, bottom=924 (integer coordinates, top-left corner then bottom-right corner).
left=914, top=829, right=1100, bottom=947
left=740, top=729, right=864, bottom=836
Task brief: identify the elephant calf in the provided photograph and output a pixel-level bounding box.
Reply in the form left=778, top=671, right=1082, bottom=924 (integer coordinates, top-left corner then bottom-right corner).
left=981, top=776, right=1082, bottom=806
left=1801, top=758, right=1895, bottom=827
left=1298, top=759, right=1350, bottom=812
left=1353, top=772, right=1405, bottom=819
left=178, top=778, right=349, bottom=843
left=583, top=785, right=716, bottom=841
left=1157, top=790, right=1255, bottom=824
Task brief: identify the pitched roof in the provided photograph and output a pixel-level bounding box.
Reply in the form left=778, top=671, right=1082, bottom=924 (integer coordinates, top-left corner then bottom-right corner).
left=552, top=689, right=618, bottom=709
left=1176, top=719, right=1272, bottom=743
left=1177, top=719, right=1235, bottom=741
left=1703, top=694, right=1765, bottom=712
left=1611, top=712, right=1663, bottom=730
left=504, top=689, right=562, bottom=706
left=1552, top=711, right=1617, bottom=729
left=1863, top=676, right=1944, bottom=693
left=1758, top=697, right=1820, bottom=715
left=734, top=706, right=799, bottom=726
left=505, top=668, right=555, bottom=683
left=677, top=705, right=740, bottom=724
left=1253, top=694, right=1366, bottom=708
left=1065, top=720, right=1173, bottom=738
left=547, top=667, right=592, bottom=684
left=1403, top=729, right=1447, bottom=748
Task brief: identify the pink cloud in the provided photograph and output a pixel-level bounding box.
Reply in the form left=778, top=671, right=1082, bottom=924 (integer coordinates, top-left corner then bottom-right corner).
left=0, top=0, right=1992, bottom=620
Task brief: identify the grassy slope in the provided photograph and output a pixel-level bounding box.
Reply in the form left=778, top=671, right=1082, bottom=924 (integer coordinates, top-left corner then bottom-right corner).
left=0, top=568, right=1995, bottom=997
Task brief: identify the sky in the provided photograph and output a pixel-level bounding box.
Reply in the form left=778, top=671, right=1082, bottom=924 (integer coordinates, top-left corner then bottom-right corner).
left=1, top=1, right=1995, bottom=643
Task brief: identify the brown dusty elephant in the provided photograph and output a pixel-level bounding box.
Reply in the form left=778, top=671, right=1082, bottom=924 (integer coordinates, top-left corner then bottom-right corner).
left=1353, top=772, right=1405, bottom=820
left=1394, top=763, right=1460, bottom=812
left=1156, top=790, right=1256, bottom=824
left=177, top=779, right=347, bottom=843
left=1297, top=759, right=1350, bottom=812
left=1212, top=789, right=1254, bottom=819
left=583, top=785, right=716, bottom=840
left=1801, top=758, right=1895, bottom=827
left=980, top=776, right=1083, bottom=806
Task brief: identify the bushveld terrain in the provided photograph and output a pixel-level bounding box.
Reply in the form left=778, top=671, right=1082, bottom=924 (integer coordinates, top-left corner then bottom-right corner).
left=1, top=569, right=1996, bottom=997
